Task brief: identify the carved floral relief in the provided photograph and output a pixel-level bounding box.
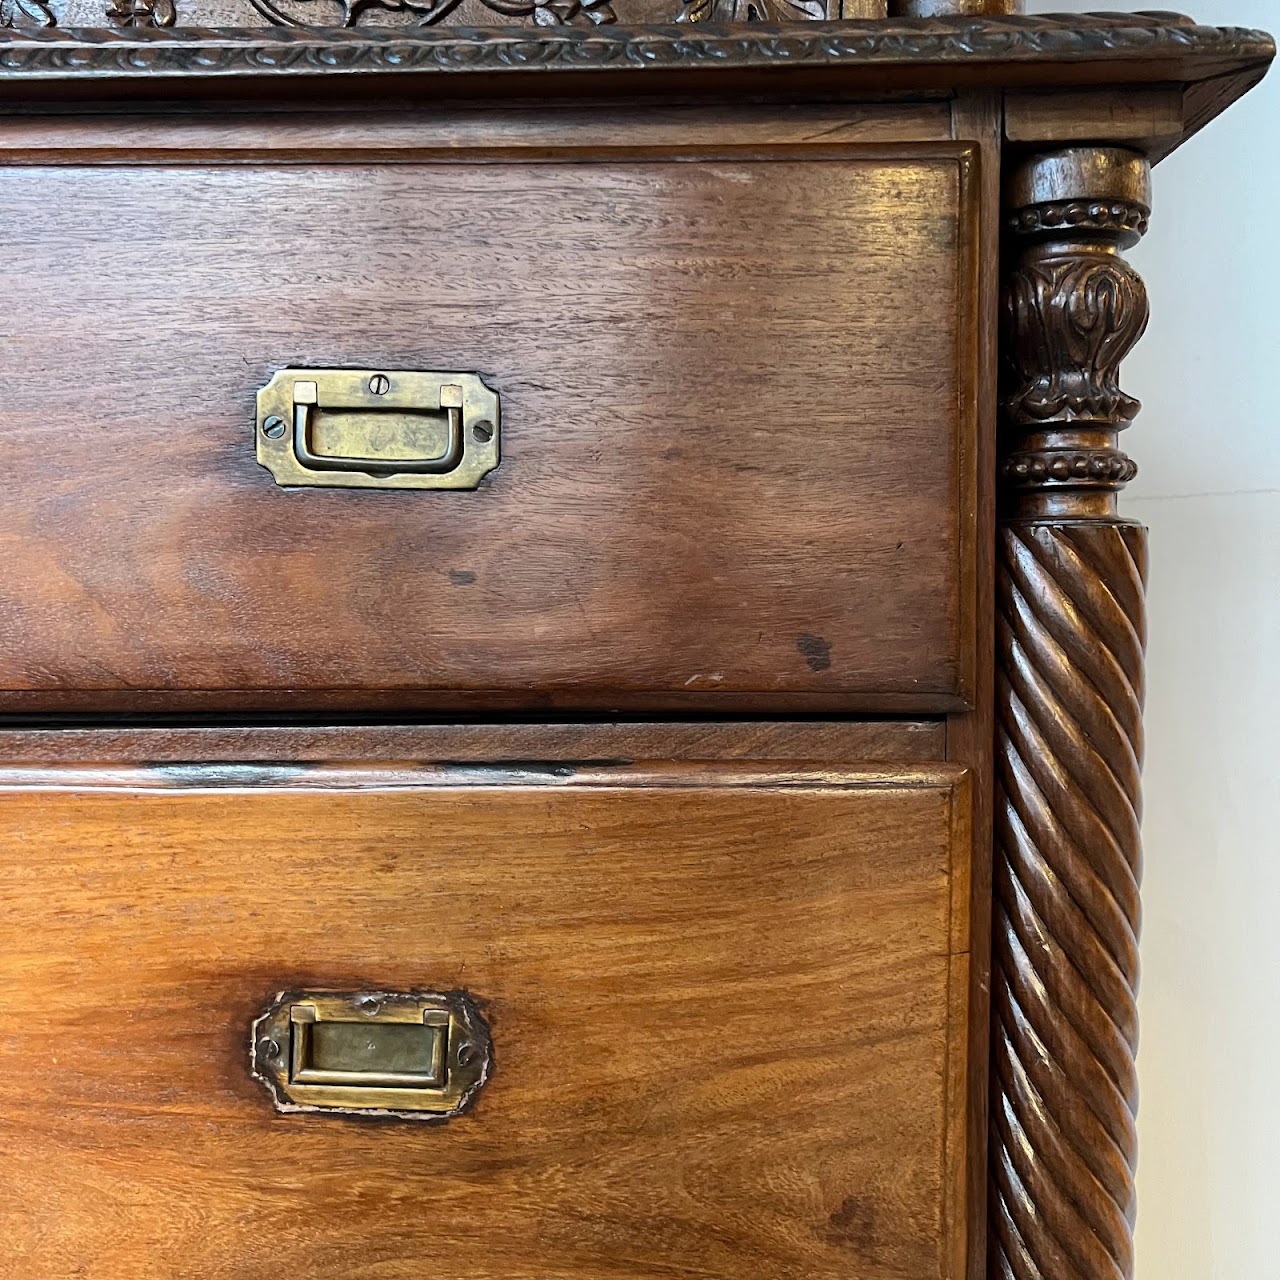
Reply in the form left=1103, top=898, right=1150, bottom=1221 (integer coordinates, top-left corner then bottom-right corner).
left=14, top=0, right=840, bottom=30
left=0, top=0, right=55, bottom=27
left=245, top=0, right=617, bottom=27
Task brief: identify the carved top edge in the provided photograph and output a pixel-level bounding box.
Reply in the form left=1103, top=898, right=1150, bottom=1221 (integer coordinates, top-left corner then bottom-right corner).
left=0, top=17, right=1271, bottom=85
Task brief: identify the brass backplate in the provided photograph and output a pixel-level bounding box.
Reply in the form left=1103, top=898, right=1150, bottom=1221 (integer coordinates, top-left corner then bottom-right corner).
left=256, top=368, right=500, bottom=490
left=250, top=990, right=492, bottom=1119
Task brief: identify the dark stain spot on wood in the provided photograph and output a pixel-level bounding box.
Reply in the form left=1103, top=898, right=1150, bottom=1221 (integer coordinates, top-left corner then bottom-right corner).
left=797, top=632, right=832, bottom=672
left=448, top=570, right=477, bottom=586
left=825, top=1194, right=879, bottom=1254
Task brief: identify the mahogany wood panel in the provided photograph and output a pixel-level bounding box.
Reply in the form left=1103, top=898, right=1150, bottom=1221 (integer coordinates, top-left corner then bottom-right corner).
left=0, top=101, right=955, bottom=159
left=0, top=135, right=977, bottom=715
left=1003, top=90, right=1184, bottom=164
left=0, top=764, right=971, bottom=1279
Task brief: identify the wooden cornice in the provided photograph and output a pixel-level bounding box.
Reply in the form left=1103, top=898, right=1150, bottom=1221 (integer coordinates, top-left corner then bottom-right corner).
left=0, top=13, right=1271, bottom=153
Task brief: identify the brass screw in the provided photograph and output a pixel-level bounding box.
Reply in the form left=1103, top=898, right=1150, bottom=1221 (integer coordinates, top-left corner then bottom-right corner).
left=368, top=374, right=390, bottom=396
left=473, top=420, right=494, bottom=444
left=260, top=1039, right=280, bottom=1061
left=262, top=416, right=286, bottom=439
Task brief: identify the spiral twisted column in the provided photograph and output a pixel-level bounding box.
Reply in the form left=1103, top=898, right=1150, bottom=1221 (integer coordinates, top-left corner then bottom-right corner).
left=991, top=147, right=1152, bottom=1280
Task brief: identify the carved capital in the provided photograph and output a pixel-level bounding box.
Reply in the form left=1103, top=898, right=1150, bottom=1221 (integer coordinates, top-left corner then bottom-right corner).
left=1002, top=148, right=1151, bottom=520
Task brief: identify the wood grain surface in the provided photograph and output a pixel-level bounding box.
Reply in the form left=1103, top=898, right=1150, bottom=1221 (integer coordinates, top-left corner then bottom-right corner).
left=0, top=717, right=946, bottom=764
left=0, top=102, right=954, bottom=161
left=0, top=134, right=976, bottom=714
left=0, top=765, right=970, bottom=1279
left=947, top=91, right=1000, bottom=1280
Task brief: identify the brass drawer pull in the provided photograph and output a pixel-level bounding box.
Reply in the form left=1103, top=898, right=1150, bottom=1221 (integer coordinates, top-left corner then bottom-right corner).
left=293, top=379, right=464, bottom=476
left=256, top=368, right=500, bottom=490
left=250, top=989, right=492, bottom=1119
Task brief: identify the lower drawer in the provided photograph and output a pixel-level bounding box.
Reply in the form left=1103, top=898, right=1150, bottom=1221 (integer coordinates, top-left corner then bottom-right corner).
left=0, top=762, right=971, bottom=1279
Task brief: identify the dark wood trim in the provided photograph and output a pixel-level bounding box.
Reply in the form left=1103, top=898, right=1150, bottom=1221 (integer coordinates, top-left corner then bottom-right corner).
left=0, top=719, right=946, bottom=764
left=0, top=689, right=975, bottom=716
left=0, top=757, right=965, bottom=790
left=0, top=100, right=955, bottom=161
left=0, top=14, right=1266, bottom=82
left=0, top=17, right=1269, bottom=133
left=948, top=87, right=1000, bottom=1280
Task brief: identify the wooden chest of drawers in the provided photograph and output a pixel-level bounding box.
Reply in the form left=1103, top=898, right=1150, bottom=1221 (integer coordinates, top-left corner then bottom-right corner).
left=0, top=6, right=1270, bottom=1279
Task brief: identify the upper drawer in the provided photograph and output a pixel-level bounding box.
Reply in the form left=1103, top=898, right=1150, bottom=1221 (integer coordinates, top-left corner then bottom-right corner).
left=0, top=132, right=980, bottom=713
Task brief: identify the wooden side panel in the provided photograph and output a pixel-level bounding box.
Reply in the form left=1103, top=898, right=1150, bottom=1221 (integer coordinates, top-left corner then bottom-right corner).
left=0, top=131, right=976, bottom=714
left=0, top=765, right=970, bottom=1279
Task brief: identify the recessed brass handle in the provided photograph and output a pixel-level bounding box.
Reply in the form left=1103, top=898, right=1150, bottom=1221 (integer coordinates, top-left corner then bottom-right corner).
left=250, top=989, right=492, bottom=1119
left=256, top=368, right=500, bottom=491
left=292, top=379, right=464, bottom=476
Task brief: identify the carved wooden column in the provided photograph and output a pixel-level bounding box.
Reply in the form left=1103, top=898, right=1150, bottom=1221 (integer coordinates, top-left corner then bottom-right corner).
left=991, top=147, right=1151, bottom=1280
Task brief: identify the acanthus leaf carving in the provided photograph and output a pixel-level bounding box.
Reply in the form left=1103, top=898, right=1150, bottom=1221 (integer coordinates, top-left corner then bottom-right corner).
left=1003, top=249, right=1150, bottom=429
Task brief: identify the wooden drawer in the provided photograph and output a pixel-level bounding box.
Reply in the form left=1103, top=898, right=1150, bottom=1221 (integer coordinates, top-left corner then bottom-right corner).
left=0, top=761, right=971, bottom=1279
left=0, top=117, right=979, bottom=715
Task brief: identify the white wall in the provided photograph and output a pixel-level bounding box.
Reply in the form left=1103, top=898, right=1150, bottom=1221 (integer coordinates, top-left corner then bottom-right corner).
left=1022, top=3, right=1280, bottom=1277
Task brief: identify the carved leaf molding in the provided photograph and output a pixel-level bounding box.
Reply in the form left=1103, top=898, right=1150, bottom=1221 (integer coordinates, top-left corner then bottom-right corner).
left=1004, top=252, right=1150, bottom=428
left=247, top=0, right=617, bottom=29
left=0, top=18, right=1270, bottom=78
left=228, top=0, right=825, bottom=29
